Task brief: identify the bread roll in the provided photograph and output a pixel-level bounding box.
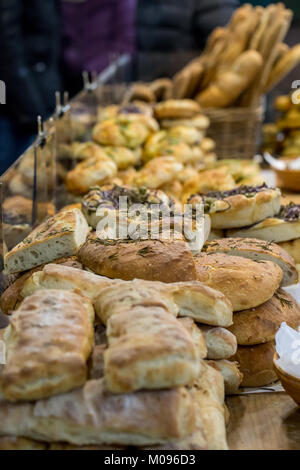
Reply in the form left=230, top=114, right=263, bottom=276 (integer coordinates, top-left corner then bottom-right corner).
left=207, top=360, right=243, bottom=394
left=66, top=156, right=117, bottom=195
left=154, top=99, right=201, bottom=119
left=1, top=290, right=94, bottom=401
left=228, top=289, right=300, bottom=345
left=229, top=341, right=277, bottom=387
left=4, top=209, right=89, bottom=274
left=199, top=326, right=237, bottom=359
left=195, top=253, right=282, bottom=311
left=203, top=237, right=298, bottom=286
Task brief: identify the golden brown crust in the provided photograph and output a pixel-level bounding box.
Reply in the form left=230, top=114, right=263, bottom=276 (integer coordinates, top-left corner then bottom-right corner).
left=0, top=257, right=83, bottom=315
left=199, top=326, right=237, bottom=359
left=195, top=253, right=282, bottom=311
left=228, top=290, right=300, bottom=345
left=154, top=99, right=201, bottom=119
left=1, top=290, right=94, bottom=401
left=78, top=235, right=198, bottom=282
left=278, top=238, right=300, bottom=264
left=203, top=237, right=298, bottom=286
left=229, top=341, right=277, bottom=387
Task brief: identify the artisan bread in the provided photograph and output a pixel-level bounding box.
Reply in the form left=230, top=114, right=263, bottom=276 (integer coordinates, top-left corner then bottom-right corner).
left=66, top=156, right=117, bottom=195
left=195, top=253, right=282, bottom=311
left=177, top=317, right=207, bottom=359
left=203, top=237, right=298, bottom=286
left=4, top=209, right=89, bottom=274
left=278, top=238, right=300, bottom=264
left=227, top=203, right=300, bottom=242
left=0, top=257, right=83, bottom=315
left=190, top=184, right=281, bottom=229
left=228, top=289, right=300, bottom=345
left=105, top=305, right=201, bottom=393
left=1, top=290, right=94, bottom=401
left=78, top=234, right=197, bottom=282
left=171, top=281, right=233, bottom=327
left=0, top=379, right=196, bottom=446
left=199, top=326, right=237, bottom=359
left=154, top=99, right=201, bottom=119
left=0, top=437, right=47, bottom=450
left=207, top=360, right=243, bottom=395
left=229, top=341, right=277, bottom=387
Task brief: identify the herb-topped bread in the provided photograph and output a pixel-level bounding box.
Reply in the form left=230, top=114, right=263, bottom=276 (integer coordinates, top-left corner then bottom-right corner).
left=4, top=208, right=89, bottom=274
left=189, top=184, right=281, bottom=229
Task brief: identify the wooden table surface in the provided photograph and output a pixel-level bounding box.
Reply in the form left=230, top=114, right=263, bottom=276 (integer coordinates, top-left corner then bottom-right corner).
left=227, top=392, right=300, bottom=450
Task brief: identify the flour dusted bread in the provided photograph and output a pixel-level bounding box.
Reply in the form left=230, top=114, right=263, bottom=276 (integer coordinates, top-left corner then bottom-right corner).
left=229, top=341, right=277, bottom=387
left=0, top=379, right=196, bottom=446
left=195, top=253, right=282, bottom=311
left=1, top=290, right=94, bottom=401
left=199, top=326, right=237, bottom=359
left=4, top=209, right=89, bottom=274
left=203, top=237, right=298, bottom=286
left=190, top=184, right=281, bottom=229
left=228, top=290, right=300, bottom=345
left=78, top=234, right=197, bottom=282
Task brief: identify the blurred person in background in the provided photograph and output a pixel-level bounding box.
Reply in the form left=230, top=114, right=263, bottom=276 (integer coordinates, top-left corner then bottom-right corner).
left=0, top=0, right=61, bottom=175
left=61, top=0, right=239, bottom=95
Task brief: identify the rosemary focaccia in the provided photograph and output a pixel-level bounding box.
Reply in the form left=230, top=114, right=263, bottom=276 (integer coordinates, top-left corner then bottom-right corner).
left=195, top=252, right=282, bottom=311
left=189, top=184, right=281, bottom=229
left=1, top=289, right=94, bottom=401
left=227, top=203, right=300, bottom=243
left=203, top=237, right=298, bottom=286
left=228, top=289, right=300, bottom=345
left=4, top=208, right=89, bottom=274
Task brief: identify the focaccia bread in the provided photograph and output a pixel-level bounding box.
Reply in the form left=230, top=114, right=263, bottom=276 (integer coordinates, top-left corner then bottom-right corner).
left=229, top=341, right=277, bottom=387
left=1, top=290, right=94, bottom=401
left=227, top=203, right=300, bottom=243
left=78, top=234, right=198, bottom=283
left=228, top=289, right=300, bottom=345
left=105, top=305, right=201, bottom=393
left=207, top=360, right=243, bottom=395
left=199, top=326, right=237, bottom=359
left=0, top=257, right=83, bottom=315
left=4, top=209, right=89, bottom=274
left=171, top=281, right=233, bottom=326
left=203, top=237, right=298, bottom=286
left=195, top=253, right=282, bottom=311
left=189, top=184, right=281, bottom=229
left=0, top=379, right=196, bottom=446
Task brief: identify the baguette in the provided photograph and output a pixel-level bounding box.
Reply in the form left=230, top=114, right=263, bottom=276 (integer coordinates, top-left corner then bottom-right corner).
left=264, top=44, right=300, bottom=93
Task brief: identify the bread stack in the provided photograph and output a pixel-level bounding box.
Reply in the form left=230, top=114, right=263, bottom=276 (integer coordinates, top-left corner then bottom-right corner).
left=0, top=260, right=241, bottom=450
left=202, top=237, right=300, bottom=388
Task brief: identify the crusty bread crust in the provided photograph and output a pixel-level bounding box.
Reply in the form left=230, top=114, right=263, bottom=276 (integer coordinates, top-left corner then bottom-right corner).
left=203, top=237, right=298, bottom=286
left=228, top=289, right=300, bottom=345
left=199, top=326, right=237, bottom=359
left=195, top=252, right=282, bottom=311
left=278, top=238, right=300, bottom=264
left=154, top=99, right=201, bottom=119
left=78, top=235, right=198, bottom=282
left=229, top=341, right=277, bottom=387
left=206, top=359, right=243, bottom=395
left=227, top=216, right=300, bottom=243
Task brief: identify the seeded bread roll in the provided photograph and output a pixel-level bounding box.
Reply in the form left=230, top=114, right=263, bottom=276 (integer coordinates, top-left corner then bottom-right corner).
left=229, top=341, right=277, bottom=388
left=4, top=209, right=89, bottom=275
left=195, top=253, right=283, bottom=311
left=228, top=290, right=300, bottom=345
left=203, top=237, right=298, bottom=286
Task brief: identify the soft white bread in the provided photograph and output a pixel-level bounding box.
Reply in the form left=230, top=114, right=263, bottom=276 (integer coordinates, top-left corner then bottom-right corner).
left=4, top=209, right=89, bottom=274
left=199, top=326, right=237, bottom=359
left=203, top=237, right=298, bottom=286
left=229, top=341, right=277, bottom=388
left=195, top=253, right=283, bottom=311
left=1, top=290, right=94, bottom=401
left=228, top=289, right=300, bottom=345
left=0, top=379, right=196, bottom=446
left=206, top=360, right=243, bottom=395
left=171, top=281, right=233, bottom=327
left=192, top=185, right=281, bottom=229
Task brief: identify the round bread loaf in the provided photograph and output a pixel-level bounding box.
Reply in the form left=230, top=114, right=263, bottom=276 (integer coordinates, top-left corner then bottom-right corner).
left=203, top=237, right=298, bottom=286
left=228, top=289, right=300, bottom=345
left=78, top=234, right=197, bottom=282
left=229, top=342, right=277, bottom=387
left=195, top=253, right=282, bottom=311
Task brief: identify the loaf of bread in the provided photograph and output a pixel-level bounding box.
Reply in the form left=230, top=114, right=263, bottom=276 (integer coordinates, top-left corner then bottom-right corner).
left=1, top=290, right=94, bottom=401
left=278, top=238, right=300, bottom=264
left=207, top=360, right=243, bottom=394
left=4, top=209, right=89, bottom=274
left=203, top=237, right=298, bottom=286
left=199, top=326, right=237, bottom=359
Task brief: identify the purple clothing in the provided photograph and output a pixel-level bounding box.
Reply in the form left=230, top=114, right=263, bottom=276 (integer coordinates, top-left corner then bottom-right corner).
left=61, top=0, right=137, bottom=74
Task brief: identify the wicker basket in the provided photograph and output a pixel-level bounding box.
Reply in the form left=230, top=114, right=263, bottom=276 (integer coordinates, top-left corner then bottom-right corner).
left=205, top=105, right=264, bottom=160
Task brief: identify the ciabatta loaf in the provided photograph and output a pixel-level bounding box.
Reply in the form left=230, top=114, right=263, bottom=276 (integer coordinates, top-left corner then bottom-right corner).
left=4, top=209, right=89, bottom=274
